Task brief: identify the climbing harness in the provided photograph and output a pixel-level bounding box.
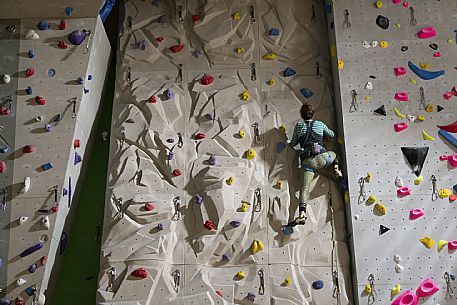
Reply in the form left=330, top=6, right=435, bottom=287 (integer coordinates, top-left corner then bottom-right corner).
left=444, top=271, right=455, bottom=297
left=311, top=5, right=317, bottom=24
left=298, top=121, right=326, bottom=160
left=430, top=175, right=438, bottom=201
left=254, top=188, right=262, bottom=212
left=315, top=61, right=321, bottom=79
left=252, top=122, right=260, bottom=144
left=258, top=268, right=265, bottom=295
left=367, top=274, right=377, bottom=305
left=409, top=7, right=417, bottom=26
left=419, top=87, right=426, bottom=110
left=172, top=196, right=181, bottom=221
left=107, top=266, right=117, bottom=292
left=250, top=63, right=257, bottom=81
left=250, top=6, right=256, bottom=23
left=328, top=192, right=341, bottom=305
left=349, top=90, right=358, bottom=113
left=172, top=269, right=181, bottom=292
left=114, top=197, right=124, bottom=219
left=343, top=9, right=351, bottom=28
left=178, top=5, right=184, bottom=23
left=357, top=176, right=367, bottom=204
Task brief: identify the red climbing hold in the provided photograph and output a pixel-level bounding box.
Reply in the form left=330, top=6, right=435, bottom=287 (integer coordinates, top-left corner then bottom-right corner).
left=437, top=121, right=457, bottom=133
left=40, top=255, right=48, bottom=265
left=51, top=206, right=58, bottom=213
left=169, top=44, right=184, bottom=53
left=148, top=96, right=157, bottom=103
left=204, top=220, right=216, bottom=230
left=145, top=202, right=154, bottom=211
left=156, top=37, right=164, bottom=43
left=216, top=290, right=223, bottom=297
left=195, top=133, right=206, bottom=140
left=0, top=161, right=6, bottom=173
left=58, top=40, right=68, bottom=49
left=59, top=19, right=67, bottom=30
left=25, top=68, right=35, bottom=78
left=192, top=15, right=201, bottom=23
left=0, top=107, right=11, bottom=115
left=74, top=139, right=81, bottom=148
left=22, top=145, right=37, bottom=153
left=172, top=169, right=182, bottom=177
left=35, top=96, right=46, bottom=105
left=452, top=86, right=457, bottom=96
left=131, top=267, right=149, bottom=278
left=200, top=74, right=214, bottom=85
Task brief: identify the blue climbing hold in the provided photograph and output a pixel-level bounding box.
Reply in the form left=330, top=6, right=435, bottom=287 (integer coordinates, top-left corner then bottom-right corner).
left=88, top=74, right=93, bottom=80
left=54, top=113, right=62, bottom=122
left=269, top=28, right=280, bottom=36
left=300, top=88, right=313, bottom=98
left=37, top=21, right=50, bottom=30
left=439, top=129, right=457, bottom=149
left=65, top=7, right=74, bottom=16
left=195, top=194, right=203, bottom=204
left=25, top=86, right=33, bottom=95
left=74, top=152, right=82, bottom=165
left=282, top=226, right=294, bottom=235
left=277, top=142, right=286, bottom=153
left=84, top=88, right=89, bottom=94
left=28, top=50, right=35, bottom=58
left=25, top=286, right=36, bottom=296
left=312, top=280, right=324, bottom=290
left=47, top=69, right=56, bottom=77
left=41, top=162, right=53, bottom=171
left=450, top=274, right=456, bottom=281
left=230, top=220, right=241, bottom=227
left=28, top=264, right=37, bottom=273
left=284, top=67, right=296, bottom=77
left=408, top=61, right=445, bottom=80
left=0, top=147, right=9, bottom=153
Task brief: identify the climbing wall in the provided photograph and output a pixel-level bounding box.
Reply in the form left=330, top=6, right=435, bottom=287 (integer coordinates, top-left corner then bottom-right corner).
left=0, top=6, right=110, bottom=305
left=97, top=0, right=353, bottom=304
left=330, top=0, right=457, bottom=304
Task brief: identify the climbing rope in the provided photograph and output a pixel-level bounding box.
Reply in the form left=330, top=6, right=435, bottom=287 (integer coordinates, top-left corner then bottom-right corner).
left=328, top=192, right=341, bottom=305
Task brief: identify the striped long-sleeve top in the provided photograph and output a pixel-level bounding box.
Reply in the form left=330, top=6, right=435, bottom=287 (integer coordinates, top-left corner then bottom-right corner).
left=289, top=120, right=335, bottom=147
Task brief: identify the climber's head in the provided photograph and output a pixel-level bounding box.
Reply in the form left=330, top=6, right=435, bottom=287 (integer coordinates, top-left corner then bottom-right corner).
left=300, top=104, right=314, bottom=120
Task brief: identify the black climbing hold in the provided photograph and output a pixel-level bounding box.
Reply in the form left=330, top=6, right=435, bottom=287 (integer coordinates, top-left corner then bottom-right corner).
left=379, top=225, right=390, bottom=235
left=376, top=15, right=389, bottom=30
left=401, top=147, right=429, bottom=177
left=373, top=105, right=386, bottom=116
left=369, top=75, right=376, bottom=79
left=429, top=43, right=438, bottom=50
left=437, top=105, right=444, bottom=112
left=401, top=46, right=408, bottom=52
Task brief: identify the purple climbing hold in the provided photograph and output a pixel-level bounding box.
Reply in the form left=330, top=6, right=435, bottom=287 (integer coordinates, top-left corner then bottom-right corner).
left=54, top=113, right=62, bottom=122
left=205, top=113, right=213, bottom=120
left=77, top=77, right=84, bottom=84
left=0, top=300, right=12, bottom=305
left=167, top=151, right=174, bottom=160
left=157, top=223, right=164, bottom=231
left=62, top=188, right=68, bottom=196
left=221, top=254, right=229, bottom=261
left=45, top=124, right=52, bottom=132
left=68, top=30, right=87, bottom=45
left=158, top=15, right=165, bottom=23
left=164, top=89, right=175, bottom=100
left=247, top=293, right=256, bottom=302
left=28, top=264, right=37, bottom=273
left=230, top=220, right=241, bottom=227
left=195, top=194, right=203, bottom=204
left=20, top=242, right=44, bottom=257
left=192, top=49, right=203, bottom=58
left=74, top=152, right=82, bottom=165
left=138, top=40, right=146, bottom=50
left=208, top=155, right=216, bottom=165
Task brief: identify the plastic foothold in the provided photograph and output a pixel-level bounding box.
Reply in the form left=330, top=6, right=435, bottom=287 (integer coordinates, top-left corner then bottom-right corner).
left=236, top=271, right=246, bottom=279
left=438, top=189, right=451, bottom=198
left=338, top=59, right=344, bottom=70
left=277, top=180, right=283, bottom=189
left=195, top=133, right=206, bottom=140
left=157, top=223, right=163, bottom=230
left=16, top=278, right=27, bottom=286
left=238, top=129, right=245, bottom=138
left=364, top=284, right=372, bottom=294
left=392, top=290, right=418, bottom=305
left=222, top=254, right=230, bottom=261
left=380, top=225, right=390, bottom=235
left=41, top=162, right=53, bottom=171
left=40, top=256, right=48, bottom=265
left=438, top=240, right=448, bottom=251
left=247, top=293, right=256, bottom=302
left=394, top=92, right=408, bottom=102
left=44, top=124, right=51, bottom=132
left=395, top=176, right=403, bottom=187
left=41, top=216, right=49, bottom=230
left=241, top=91, right=250, bottom=101
left=367, top=195, right=377, bottom=204
left=155, top=37, right=164, bottom=43
left=375, top=203, right=387, bottom=215
left=393, top=0, right=401, bottom=4
left=169, top=44, right=184, bottom=53
left=240, top=202, right=249, bottom=212
left=394, top=67, right=406, bottom=76
left=407, top=115, right=416, bottom=122
left=131, top=268, right=148, bottom=278
left=393, top=254, right=402, bottom=263
left=448, top=155, right=457, bottom=168
left=448, top=240, right=457, bottom=250
left=245, top=148, right=256, bottom=160
left=59, top=19, right=67, bottom=30
left=28, top=264, right=37, bottom=273
left=419, top=63, right=429, bottom=69
left=251, top=239, right=264, bottom=254
left=300, top=88, right=313, bottom=98
left=395, top=264, right=404, bottom=273
left=57, top=40, right=69, bottom=49
left=419, top=236, right=435, bottom=249
left=401, top=46, right=408, bottom=52
left=144, top=202, right=154, bottom=211
left=284, top=67, right=296, bottom=77
left=375, top=1, right=383, bottom=9
left=403, top=1, right=408, bottom=7
left=417, top=115, right=424, bottom=121
left=164, top=89, right=174, bottom=100
left=230, top=220, right=241, bottom=227
left=269, top=28, right=280, bottom=36
left=391, top=284, right=401, bottom=295
left=379, top=40, right=389, bottom=48
left=25, top=68, right=35, bottom=78
left=22, top=145, right=36, bottom=153
left=172, top=169, right=181, bottom=177
left=374, top=105, right=386, bottom=116
left=204, top=220, right=216, bottom=230
left=376, top=15, right=389, bottom=30
left=47, top=69, right=56, bottom=77
left=200, top=74, right=214, bottom=85
left=394, top=122, right=408, bottom=132
left=263, top=53, right=277, bottom=60
left=422, top=130, right=435, bottom=141
left=68, top=30, right=87, bottom=45
left=65, top=7, right=73, bottom=16
left=0, top=161, right=5, bottom=174
left=28, top=50, right=35, bottom=58
left=417, top=27, right=437, bottom=39
left=312, top=280, right=324, bottom=290
left=233, top=12, right=241, bottom=20
left=410, top=208, right=424, bottom=220
left=365, top=172, right=373, bottom=183
left=192, top=49, right=202, bottom=58
left=416, top=278, right=439, bottom=297
left=226, top=176, right=234, bottom=185
left=235, top=47, right=245, bottom=54
left=268, top=79, right=276, bottom=86
left=408, top=61, right=445, bottom=80
left=18, top=216, right=28, bottom=225
left=443, top=92, right=453, bottom=100
left=208, top=155, right=216, bottom=165
left=25, top=29, right=39, bottom=40
left=283, top=277, right=291, bottom=286
left=2, top=74, right=11, bottom=84
left=37, top=21, right=49, bottom=31
left=397, top=187, right=411, bottom=197
left=433, top=51, right=441, bottom=57
left=449, top=194, right=456, bottom=202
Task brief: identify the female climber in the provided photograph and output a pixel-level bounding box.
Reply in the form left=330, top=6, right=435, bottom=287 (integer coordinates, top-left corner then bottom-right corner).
left=288, top=103, right=342, bottom=225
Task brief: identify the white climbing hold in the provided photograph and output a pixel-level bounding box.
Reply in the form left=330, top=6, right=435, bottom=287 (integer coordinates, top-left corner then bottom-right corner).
left=365, top=82, right=373, bottom=90
left=24, top=29, right=40, bottom=40
left=395, top=264, right=404, bottom=273
left=16, top=278, right=27, bottom=286
left=20, top=176, right=31, bottom=193
left=2, top=74, right=11, bottom=84
left=354, top=214, right=360, bottom=220
left=407, top=115, right=416, bottom=122
left=393, top=254, right=402, bottom=263
left=41, top=216, right=50, bottom=230
left=371, top=40, right=378, bottom=47
left=395, top=176, right=403, bottom=187
left=18, top=216, right=29, bottom=225
left=362, top=40, right=371, bottom=48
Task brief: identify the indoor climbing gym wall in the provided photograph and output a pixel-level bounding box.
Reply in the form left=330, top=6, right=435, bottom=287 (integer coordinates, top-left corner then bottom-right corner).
left=331, top=1, right=457, bottom=305
left=97, top=0, right=353, bottom=304
left=0, top=2, right=111, bottom=304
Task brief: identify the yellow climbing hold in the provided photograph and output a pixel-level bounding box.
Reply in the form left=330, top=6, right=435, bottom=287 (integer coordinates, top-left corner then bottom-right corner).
left=393, top=107, right=406, bottom=119
left=241, top=91, right=250, bottom=101
left=262, top=53, right=277, bottom=60
left=330, top=45, right=337, bottom=58
left=279, top=125, right=286, bottom=133
left=365, top=96, right=371, bottom=101
left=391, top=284, right=401, bottom=295
left=419, top=236, right=435, bottom=249
left=277, top=180, right=283, bottom=189
left=417, top=115, right=425, bottom=121
left=238, top=129, right=246, bottom=138
left=245, top=148, right=257, bottom=160
left=251, top=239, right=264, bottom=254
left=438, top=189, right=451, bottom=198
left=422, top=130, right=435, bottom=141
left=344, top=191, right=349, bottom=204
left=395, top=23, right=401, bottom=28
left=236, top=271, right=246, bottom=279
left=240, top=202, right=249, bottom=212
left=375, top=1, right=383, bottom=9
left=284, top=277, right=291, bottom=286
left=408, top=78, right=417, bottom=84
left=338, top=59, right=344, bottom=70
left=365, top=172, right=373, bottom=183
left=364, top=284, right=373, bottom=294
left=235, top=47, right=245, bottom=54
left=419, top=62, right=430, bottom=69
left=367, top=195, right=377, bottom=204
left=233, top=12, right=241, bottom=20
left=448, top=39, right=454, bottom=44
left=379, top=40, right=389, bottom=48
left=438, top=240, right=448, bottom=251
left=414, top=175, right=423, bottom=185
left=375, top=203, right=386, bottom=215
left=227, top=176, right=235, bottom=185
left=425, top=104, right=434, bottom=112
left=268, top=79, right=276, bottom=86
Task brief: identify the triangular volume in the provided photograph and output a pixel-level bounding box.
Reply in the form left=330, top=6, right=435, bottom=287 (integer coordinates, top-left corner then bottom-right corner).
left=437, top=105, right=444, bottom=112
left=373, top=105, right=386, bottom=116
left=401, top=147, right=429, bottom=176
left=379, top=225, right=390, bottom=235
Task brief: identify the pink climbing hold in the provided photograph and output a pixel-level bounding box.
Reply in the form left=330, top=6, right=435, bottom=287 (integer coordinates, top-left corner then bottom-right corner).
left=35, top=96, right=46, bottom=105
left=394, top=92, right=408, bottom=102
left=448, top=240, right=457, bottom=250
left=0, top=161, right=5, bottom=173
left=440, top=155, right=449, bottom=161
left=394, top=122, right=408, bottom=132
left=59, top=19, right=67, bottom=30
left=131, top=268, right=149, bottom=278
left=452, top=86, right=457, bottom=96
left=392, top=0, right=401, bottom=3
left=144, top=202, right=154, bottom=211
left=200, top=74, right=214, bottom=85
left=448, top=155, right=457, bottom=168
left=172, top=169, right=182, bottom=177
left=410, top=208, right=424, bottom=220
left=392, top=290, right=418, bottom=305
left=25, top=68, right=35, bottom=78
left=394, top=67, right=406, bottom=76
left=416, top=278, right=439, bottom=297
left=204, top=220, right=216, bottom=230
left=403, top=1, right=408, bottom=8
left=0, top=107, right=11, bottom=116
left=433, top=51, right=441, bottom=57
left=417, top=27, right=437, bottom=39
left=22, top=145, right=37, bottom=153
left=397, top=186, right=412, bottom=197
left=169, top=44, right=184, bottom=53
left=443, top=92, right=453, bottom=100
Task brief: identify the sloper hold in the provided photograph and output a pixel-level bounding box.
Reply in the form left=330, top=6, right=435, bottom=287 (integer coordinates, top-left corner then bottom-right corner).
left=373, top=105, right=386, bottom=116
left=401, top=147, right=429, bottom=176
left=408, top=61, right=445, bottom=80
left=379, top=225, right=390, bottom=235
